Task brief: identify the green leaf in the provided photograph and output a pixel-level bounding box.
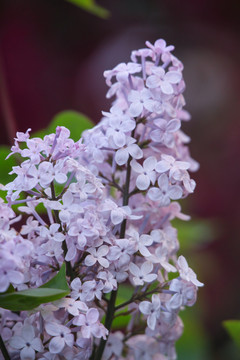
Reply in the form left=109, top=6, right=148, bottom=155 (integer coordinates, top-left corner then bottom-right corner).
left=0, top=263, right=70, bottom=311
left=33, top=110, right=94, bottom=141
left=40, top=263, right=69, bottom=291
left=66, top=0, right=110, bottom=18
left=0, top=146, right=17, bottom=185
left=223, top=320, right=240, bottom=348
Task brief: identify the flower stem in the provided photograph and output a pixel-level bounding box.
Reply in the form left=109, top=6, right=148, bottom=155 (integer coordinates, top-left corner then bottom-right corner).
left=0, top=336, right=10, bottom=360
left=94, top=144, right=133, bottom=360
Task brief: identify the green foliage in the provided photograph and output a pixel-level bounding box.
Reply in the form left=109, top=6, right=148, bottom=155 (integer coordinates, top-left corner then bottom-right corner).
left=223, top=320, right=240, bottom=348
left=33, top=110, right=93, bottom=141
left=176, top=307, right=210, bottom=360
left=66, top=0, right=110, bottom=18
left=0, top=146, right=17, bottom=185
left=172, top=218, right=215, bottom=251
left=0, top=263, right=70, bottom=311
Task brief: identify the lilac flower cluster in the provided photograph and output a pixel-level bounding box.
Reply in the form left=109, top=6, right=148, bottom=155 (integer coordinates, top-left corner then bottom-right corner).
left=0, top=39, right=203, bottom=360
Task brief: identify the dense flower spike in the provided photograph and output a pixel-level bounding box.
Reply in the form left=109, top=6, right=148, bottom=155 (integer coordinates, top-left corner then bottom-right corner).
left=0, top=39, right=203, bottom=360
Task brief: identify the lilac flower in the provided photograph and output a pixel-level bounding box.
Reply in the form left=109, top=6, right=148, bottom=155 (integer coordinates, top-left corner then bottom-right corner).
left=73, top=308, right=107, bottom=339
left=128, top=88, right=158, bottom=117
left=107, top=238, right=136, bottom=266
left=103, top=332, right=124, bottom=359
left=130, top=157, right=157, bottom=190
left=155, top=154, right=190, bottom=180
left=85, top=245, right=109, bottom=268
left=166, top=279, right=197, bottom=310
left=0, top=260, right=24, bottom=292
left=177, top=256, right=204, bottom=287
left=40, top=223, right=65, bottom=243
left=129, top=261, right=157, bottom=286
left=9, top=325, right=43, bottom=359
left=150, top=118, right=181, bottom=147
left=146, top=66, right=182, bottom=94
left=146, top=39, right=174, bottom=56
left=97, top=270, right=117, bottom=293
left=115, top=137, right=143, bottom=166
left=53, top=298, right=88, bottom=316
left=147, top=173, right=183, bottom=206
left=45, top=322, right=74, bottom=354
left=127, top=228, right=153, bottom=257
left=139, top=294, right=161, bottom=330
left=104, top=106, right=136, bottom=148
left=104, top=62, right=141, bottom=86
left=80, top=280, right=104, bottom=302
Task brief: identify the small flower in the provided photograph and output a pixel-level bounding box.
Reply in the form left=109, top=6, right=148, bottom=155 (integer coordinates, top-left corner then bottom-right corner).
left=177, top=256, right=204, bottom=287
left=155, top=154, right=190, bottom=180
left=129, top=261, right=157, bottom=286
left=146, top=66, right=182, bottom=95
left=131, top=157, right=157, bottom=190
left=128, top=88, right=158, bottom=117
left=9, top=325, right=43, bottom=360
left=45, top=322, right=74, bottom=354
left=85, top=245, right=109, bottom=268
left=147, top=173, right=183, bottom=206
left=115, top=137, right=143, bottom=166
left=139, top=294, right=161, bottom=330
left=73, top=308, right=107, bottom=339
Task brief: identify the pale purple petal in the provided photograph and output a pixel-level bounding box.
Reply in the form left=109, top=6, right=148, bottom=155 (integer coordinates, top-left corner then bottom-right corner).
left=64, top=333, right=74, bottom=347
left=9, top=336, right=25, bottom=349
left=139, top=301, right=152, bottom=315
left=136, top=174, right=150, bottom=190
left=166, top=119, right=181, bottom=132
left=128, top=144, right=143, bottom=160
left=31, top=338, right=44, bottom=352
left=155, top=160, right=170, bottom=173
left=160, top=81, right=173, bottom=95
left=97, top=245, right=109, bottom=257
left=49, top=336, right=65, bottom=354
left=98, top=258, right=109, bottom=268
left=45, top=323, right=60, bottom=337
left=8, top=270, right=24, bottom=285
left=22, top=325, right=35, bottom=342
left=168, top=185, right=183, bottom=200
left=141, top=261, right=153, bottom=275
left=157, top=173, right=169, bottom=191
left=139, top=243, right=151, bottom=257
left=20, top=346, right=35, bottom=360
left=146, top=75, right=161, bottom=88
left=165, top=71, right=182, bottom=84
left=129, top=102, right=143, bottom=117
left=147, top=313, right=157, bottom=330
left=143, top=156, right=157, bottom=172
left=86, top=308, right=99, bottom=324
left=113, top=132, right=126, bottom=148
left=129, top=262, right=140, bottom=277
left=55, top=173, right=67, bottom=184
left=111, top=210, right=124, bottom=225
left=128, top=90, right=141, bottom=102
left=115, top=148, right=129, bottom=166
left=85, top=255, right=97, bottom=267
left=147, top=187, right=161, bottom=201
left=130, top=159, right=143, bottom=173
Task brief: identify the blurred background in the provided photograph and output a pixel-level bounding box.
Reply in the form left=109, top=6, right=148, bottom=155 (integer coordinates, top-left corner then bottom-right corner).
left=0, top=0, right=240, bottom=359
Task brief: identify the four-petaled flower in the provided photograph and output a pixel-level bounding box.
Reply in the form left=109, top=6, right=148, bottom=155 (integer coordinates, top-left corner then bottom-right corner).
left=139, top=294, right=161, bottom=330
left=9, top=325, right=43, bottom=360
